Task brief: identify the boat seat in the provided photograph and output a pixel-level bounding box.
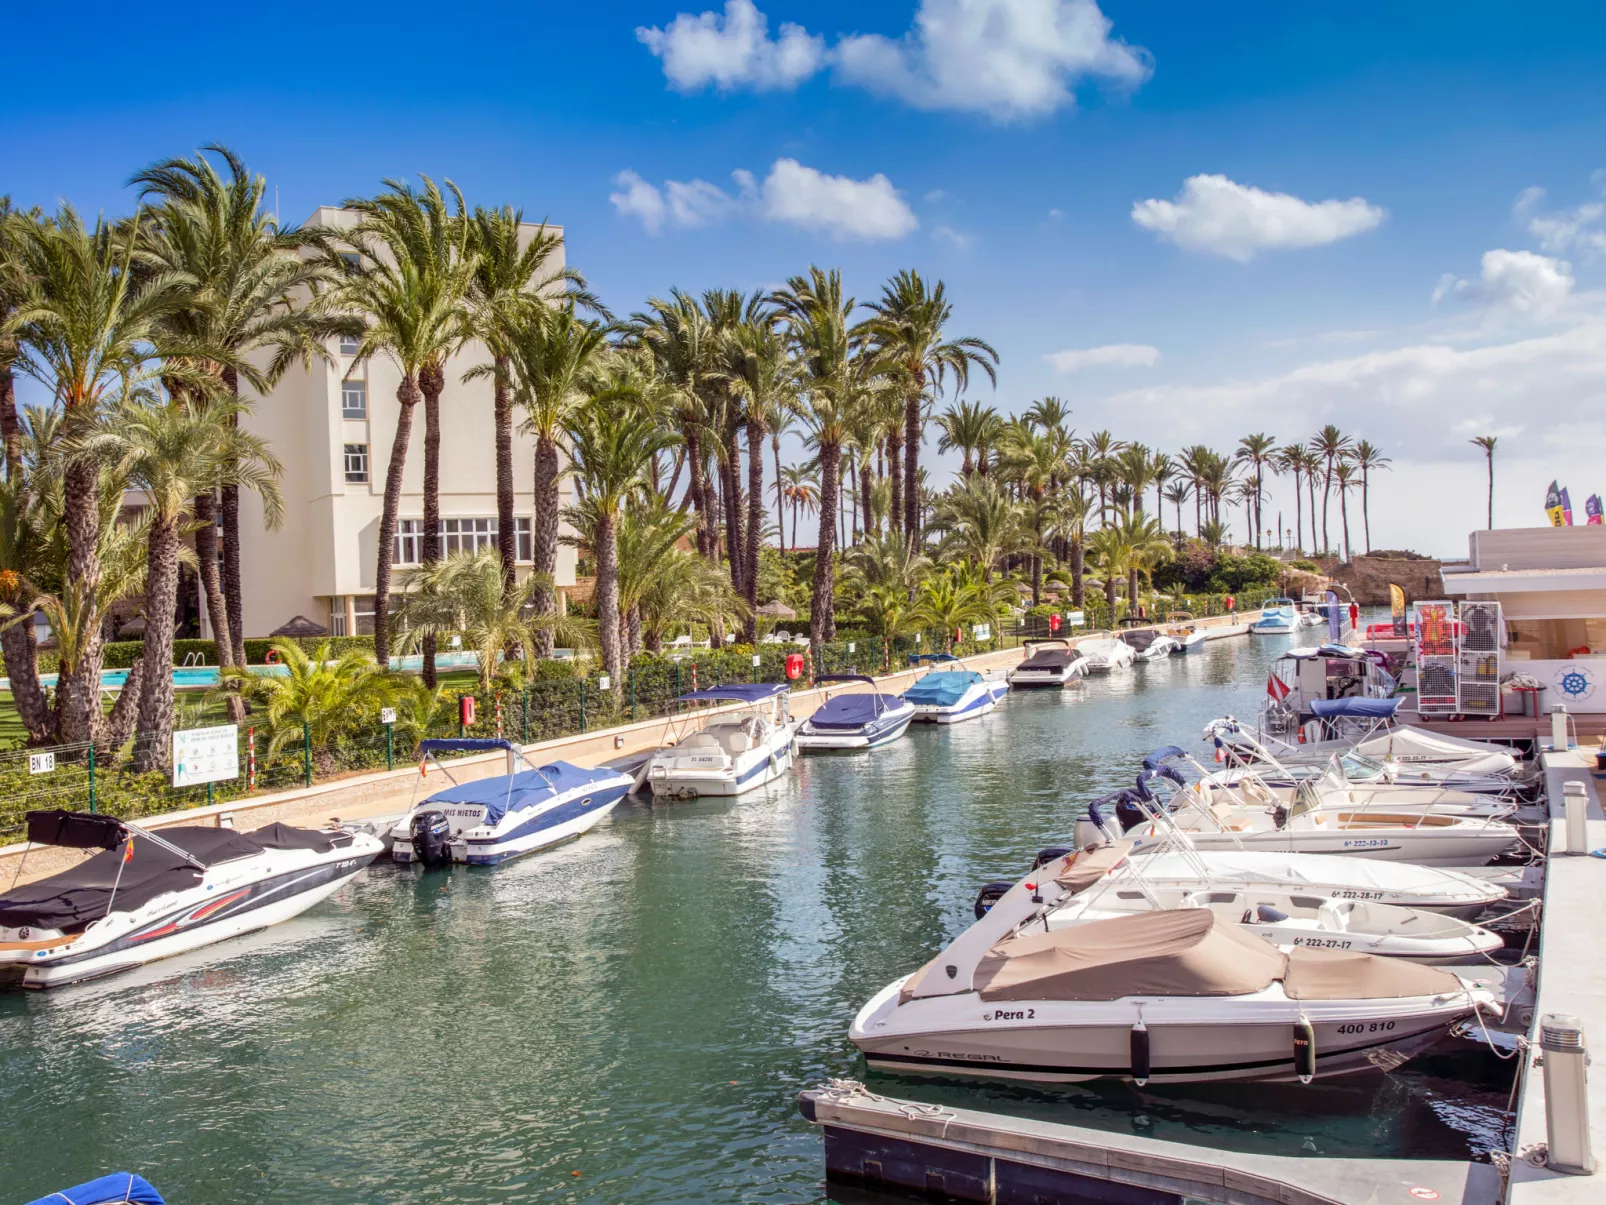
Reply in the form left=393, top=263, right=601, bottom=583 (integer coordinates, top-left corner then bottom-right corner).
left=683, top=732, right=722, bottom=750
left=725, top=731, right=753, bottom=754
left=1316, top=900, right=1349, bottom=931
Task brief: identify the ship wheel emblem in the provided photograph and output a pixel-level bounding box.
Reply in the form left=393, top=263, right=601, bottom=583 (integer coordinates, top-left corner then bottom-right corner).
left=1558, top=668, right=1595, bottom=700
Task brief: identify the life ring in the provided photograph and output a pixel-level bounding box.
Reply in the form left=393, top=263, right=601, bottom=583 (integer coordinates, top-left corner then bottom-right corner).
left=264, top=648, right=280, bottom=664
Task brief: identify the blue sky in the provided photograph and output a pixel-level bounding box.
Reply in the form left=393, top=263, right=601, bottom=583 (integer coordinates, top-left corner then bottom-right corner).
left=6, top=1, right=1606, bottom=555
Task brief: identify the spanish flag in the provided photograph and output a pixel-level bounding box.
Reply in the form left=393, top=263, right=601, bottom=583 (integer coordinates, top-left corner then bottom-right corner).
left=123, top=837, right=134, bottom=864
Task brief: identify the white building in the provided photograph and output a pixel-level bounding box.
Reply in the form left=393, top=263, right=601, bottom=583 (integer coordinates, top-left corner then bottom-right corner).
left=224, top=206, right=578, bottom=639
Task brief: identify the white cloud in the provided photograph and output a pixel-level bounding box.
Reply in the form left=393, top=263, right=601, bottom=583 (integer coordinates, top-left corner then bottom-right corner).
left=1433, top=249, right=1574, bottom=319
left=637, top=0, right=825, bottom=92
left=932, top=225, right=973, bottom=250
left=758, top=158, right=918, bottom=240
left=835, top=0, right=1149, bottom=120
left=1044, top=343, right=1161, bottom=372
left=1131, top=174, right=1386, bottom=261
left=1514, top=180, right=1606, bottom=256
left=610, top=159, right=917, bottom=241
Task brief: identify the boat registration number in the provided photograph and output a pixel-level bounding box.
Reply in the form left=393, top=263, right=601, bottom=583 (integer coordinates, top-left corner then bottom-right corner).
left=1335, top=1021, right=1396, bottom=1034
left=1341, top=838, right=1394, bottom=850
left=1331, top=890, right=1384, bottom=900
left=1289, top=937, right=1353, bottom=950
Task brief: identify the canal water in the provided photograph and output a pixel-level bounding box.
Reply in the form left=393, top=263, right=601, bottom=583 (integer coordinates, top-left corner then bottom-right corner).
left=0, top=632, right=1514, bottom=1203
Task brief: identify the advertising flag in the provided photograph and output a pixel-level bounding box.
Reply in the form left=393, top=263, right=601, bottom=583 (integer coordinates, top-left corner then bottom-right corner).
left=1588, top=495, right=1603, bottom=525
left=1325, top=589, right=1343, bottom=643
left=1389, top=583, right=1407, bottom=636
left=1546, top=480, right=1573, bottom=526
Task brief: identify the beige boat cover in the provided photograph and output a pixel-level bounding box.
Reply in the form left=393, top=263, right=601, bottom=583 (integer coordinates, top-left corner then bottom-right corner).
left=1282, top=947, right=1460, bottom=1000
left=975, top=909, right=1288, bottom=1002
left=1051, top=842, right=1133, bottom=895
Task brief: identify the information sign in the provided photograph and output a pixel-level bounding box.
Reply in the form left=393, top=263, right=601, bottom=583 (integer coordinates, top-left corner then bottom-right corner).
left=173, top=724, right=240, bottom=789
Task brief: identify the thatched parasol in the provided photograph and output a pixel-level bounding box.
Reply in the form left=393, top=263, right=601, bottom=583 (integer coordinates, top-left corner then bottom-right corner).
left=269, top=614, right=330, bottom=638
left=756, top=599, right=797, bottom=620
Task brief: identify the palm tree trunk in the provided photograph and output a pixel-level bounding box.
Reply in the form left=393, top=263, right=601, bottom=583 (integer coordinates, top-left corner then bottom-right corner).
left=134, top=516, right=182, bottom=772
left=1129, top=567, right=1140, bottom=616
left=1341, top=491, right=1352, bottom=561
left=961, top=450, right=973, bottom=477
left=1363, top=469, right=1373, bottom=552
left=684, top=429, right=709, bottom=557
left=1321, top=461, right=1333, bottom=553
left=419, top=363, right=445, bottom=690
left=1292, top=469, right=1303, bottom=555
left=1105, top=574, right=1117, bottom=618
left=57, top=453, right=105, bottom=745
left=1, top=620, right=51, bottom=743
left=744, top=417, right=764, bottom=642
left=860, top=458, right=874, bottom=537
left=1071, top=538, right=1085, bottom=607
left=532, top=432, right=561, bottom=658
left=596, top=512, right=622, bottom=692
left=811, top=442, right=840, bottom=643
left=1486, top=455, right=1494, bottom=528
left=903, top=390, right=922, bottom=542
left=1307, top=475, right=1318, bottom=555
left=219, top=367, right=247, bottom=667
left=0, top=358, right=20, bottom=478
left=373, top=376, right=420, bottom=669
left=790, top=499, right=798, bottom=550
left=103, top=658, right=144, bottom=751
left=493, top=356, right=517, bottom=596
left=886, top=430, right=904, bottom=535
left=193, top=491, right=244, bottom=722
left=771, top=435, right=785, bottom=555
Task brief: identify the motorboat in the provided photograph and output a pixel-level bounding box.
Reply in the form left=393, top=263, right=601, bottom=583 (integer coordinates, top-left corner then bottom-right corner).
left=1006, top=639, right=1088, bottom=689
left=1262, top=646, right=1398, bottom=733
left=851, top=887, right=1496, bottom=1085
left=1164, top=611, right=1210, bottom=654
left=25, top=1173, right=166, bottom=1205
left=1034, top=842, right=1503, bottom=964
left=902, top=665, right=1009, bottom=724
left=1076, top=637, right=1136, bottom=673
left=389, top=739, right=633, bottom=866
left=1086, top=762, right=1522, bottom=866
left=645, top=683, right=797, bottom=798
left=0, top=810, right=380, bottom=990
left=1250, top=599, right=1300, bottom=635
left=797, top=674, right=916, bottom=750
left=1118, top=626, right=1180, bottom=662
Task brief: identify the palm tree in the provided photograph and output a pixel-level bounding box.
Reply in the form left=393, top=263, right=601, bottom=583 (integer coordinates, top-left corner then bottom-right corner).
left=844, top=530, right=930, bottom=597
left=1275, top=444, right=1306, bottom=554
left=911, top=570, right=995, bottom=650
left=467, top=206, right=593, bottom=594
left=391, top=549, right=592, bottom=692
left=863, top=269, right=998, bottom=543
left=1162, top=480, right=1190, bottom=541
left=1347, top=439, right=1392, bottom=552
left=1025, top=396, right=1072, bottom=436
left=342, top=177, right=476, bottom=686
left=778, top=463, right=818, bottom=551
left=212, top=640, right=408, bottom=774
left=562, top=364, right=676, bottom=692
left=0, top=200, right=42, bottom=478
left=81, top=397, right=283, bottom=769
left=9, top=206, right=203, bottom=743
left=858, top=582, right=922, bottom=641
left=927, top=479, right=1030, bottom=580
left=1234, top=433, right=1277, bottom=548
left=1114, top=444, right=1156, bottom=520
left=1309, top=425, right=1352, bottom=555
left=620, top=500, right=746, bottom=653
left=935, top=400, right=997, bottom=478
left=1333, top=462, right=1359, bottom=561
left=1470, top=435, right=1497, bottom=529
left=130, top=146, right=341, bottom=669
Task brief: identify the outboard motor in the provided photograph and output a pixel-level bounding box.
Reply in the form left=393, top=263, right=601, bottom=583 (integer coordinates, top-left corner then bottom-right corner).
left=1115, top=794, right=1148, bottom=834
left=409, top=810, right=453, bottom=869
left=1074, top=798, right=1124, bottom=847
left=973, top=881, right=1015, bottom=920
left=1033, top=845, right=1075, bottom=870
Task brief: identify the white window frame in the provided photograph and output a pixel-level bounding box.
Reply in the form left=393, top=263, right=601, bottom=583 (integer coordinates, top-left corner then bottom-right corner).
left=341, top=378, right=367, bottom=419
left=394, top=517, right=535, bottom=564
left=343, top=443, right=369, bottom=483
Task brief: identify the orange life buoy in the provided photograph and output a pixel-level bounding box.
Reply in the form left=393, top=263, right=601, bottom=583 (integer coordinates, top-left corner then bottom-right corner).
left=264, top=648, right=280, bottom=664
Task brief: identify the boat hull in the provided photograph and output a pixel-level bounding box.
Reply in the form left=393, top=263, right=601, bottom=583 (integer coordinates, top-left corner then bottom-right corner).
left=1125, top=824, right=1517, bottom=867
left=910, top=685, right=1008, bottom=724
left=648, top=736, right=796, bottom=798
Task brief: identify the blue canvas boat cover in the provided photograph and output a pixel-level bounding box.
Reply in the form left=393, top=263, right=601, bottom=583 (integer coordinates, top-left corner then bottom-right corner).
left=1141, top=745, right=1188, bottom=770
left=808, top=693, right=898, bottom=729
left=903, top=671, right=983, bottom=706
left=425, top=761, right=624, bottom=826
left=674, top=683, right=789, bottom=704
left=27, top=1174, right=166, bottom=1205
left=1309, top=697, right=1400, bottom=719
left=417, top=738, right=519, bottom=758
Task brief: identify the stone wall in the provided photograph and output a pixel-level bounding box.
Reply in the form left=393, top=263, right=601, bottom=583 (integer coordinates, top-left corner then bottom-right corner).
left=1331, top=555, right=1445, bottom=605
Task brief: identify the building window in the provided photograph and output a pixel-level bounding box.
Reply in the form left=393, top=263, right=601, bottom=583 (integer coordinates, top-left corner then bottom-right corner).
left=515, top=517, right=532, bottom=562
left=339, top=333, right=361, bottom=356
left=341, top=379, right=367, bottom=419
left=328, top=598, right=347, bottom=637
left=343, top=443, right=369, bottom=483
left=353, top=595, right=376, bottom=636
left=394, top=517, right=534, bottom=564
left=442, top=517, right=495, bottom=556
left=395, top=519, right=422, bottom=565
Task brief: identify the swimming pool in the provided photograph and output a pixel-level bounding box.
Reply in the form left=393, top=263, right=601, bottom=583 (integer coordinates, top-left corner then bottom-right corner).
left=2, top=651, right=485, bottom=692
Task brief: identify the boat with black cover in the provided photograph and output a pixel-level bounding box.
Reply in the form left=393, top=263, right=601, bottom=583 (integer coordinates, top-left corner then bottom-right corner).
left=0, top=810, right=381, bottom=989
left=797, top=674, right=916, bottom=750
left=1006, top=639, right=1088, bottom=689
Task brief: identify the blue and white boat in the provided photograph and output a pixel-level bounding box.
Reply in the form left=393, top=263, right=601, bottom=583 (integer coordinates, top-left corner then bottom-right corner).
left=796, top=674, right=916, bottom=750
left=390, top=739, right=632, bottom=867
left=645, top=684, right=797, bottom=798
left=901, top=662, right=1008, bottom=724
left=1249, top=598, right=1300, bottom=635
left=26, top=1173, right=166, bottom=1205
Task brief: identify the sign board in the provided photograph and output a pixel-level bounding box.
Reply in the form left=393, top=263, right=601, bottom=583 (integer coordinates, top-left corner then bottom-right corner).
left=380, top=707, right=397, bottom=725
left=973, top=623, right=992, bottom=641
left=1064, top=611, right=1086, bottom=629
left=28, top=751, right=54, bottom=775
left=173, top=724, right=240, bottom=789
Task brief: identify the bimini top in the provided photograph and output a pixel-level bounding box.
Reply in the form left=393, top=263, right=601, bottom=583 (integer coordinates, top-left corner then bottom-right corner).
left=909, top=652, right=960, bottom=664
left=1309, top=697, right=1401, bottom=719
left=673, top=683, right=789, bottom=705
left=425, top=761, right=624, bottom=827
left=1018, top=647, right=1079, bottom=669
left=903, top=670, right=985, bottom=706
left=808, top=691, right=903, bottom=729
left=1284, top=643, right=1369, bottom=660
left=1119, top=628, right=1162, bottom=651
left=417, top=737, right=520, bottom=758
left=25, top=1173, right=166, bottom=1205
left=0, top=819, right=354, bottom=932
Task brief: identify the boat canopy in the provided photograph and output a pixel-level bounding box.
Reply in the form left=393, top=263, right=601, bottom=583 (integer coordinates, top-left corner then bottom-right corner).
left=1119, top=628, right=1162, bottom=651
left=425, top=761, right=621, bottom=826
left=908, top=652, right=959, bottom=664
left=673, top=683, right=789, bottom=705
left=1283, top=643, right=1368, bottom=660
left=808, top=691, right=901, bottom=729
left=1309, top=697, right=1401, bottom=719
left=25, top=1174, right=167, bottom=1205
left=0, top=822, right=346, bottom=932
left=1049, top=841, right=1132, bottom=895
left=1018, top=648, right=1078, bottom=669
left=417, top=737, right=520, bottom=757
left=903, top=670, right=985, bottom=706
left=1141, top=746, right=1188, bottom=771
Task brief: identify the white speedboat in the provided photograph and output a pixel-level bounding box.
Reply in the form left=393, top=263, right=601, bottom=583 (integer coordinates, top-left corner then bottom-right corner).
left=390, top=739, right=633, bottom=866
left=1250, top=599, right=1301, bottom=635
left=797, top=675, right=916, bottom=750
left=1164, top=612, right=1210, bottom=654
left=1118, top=626, right=1180, bottom=661
left=1006, top=640, right=1088, bottom=689
left=1076, top=637, right=1136, bottom=673
left=1036, top=843, right=1503, bottom=964
left=0, top=810, right=380, bottom=989
left=902, top=665, right=1008, bottom=724
left=645, top=683, right=797, bottom=798
left=1199, top=761, right=1528, bottom=823
left=851, top=889, right=1495, bottom=1085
